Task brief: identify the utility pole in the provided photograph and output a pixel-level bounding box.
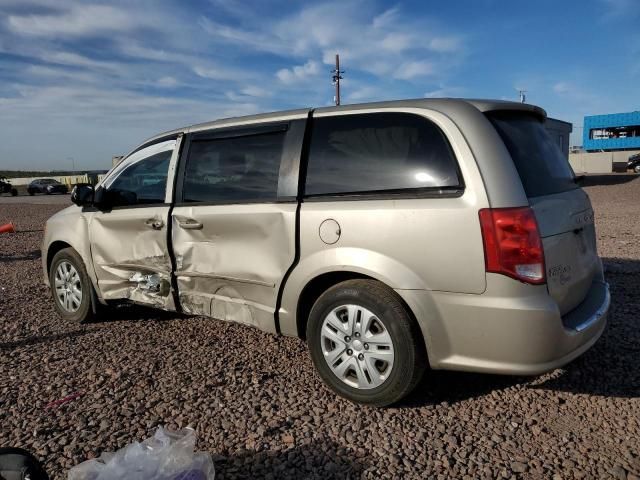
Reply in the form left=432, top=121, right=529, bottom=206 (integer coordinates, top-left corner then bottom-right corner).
left=332, top=54, right=344, bottom=106
left=518, top=89, right=527, bottom=104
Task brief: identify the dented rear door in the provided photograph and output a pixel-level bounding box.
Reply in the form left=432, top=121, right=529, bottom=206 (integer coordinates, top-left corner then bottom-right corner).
left=171, top=118, right=306, bottom=332
left=88, top=138, right=181, bottom=309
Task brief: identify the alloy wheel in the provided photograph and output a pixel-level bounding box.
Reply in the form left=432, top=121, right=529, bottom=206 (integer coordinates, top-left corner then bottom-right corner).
left=54, top=261, right=82, bottom=313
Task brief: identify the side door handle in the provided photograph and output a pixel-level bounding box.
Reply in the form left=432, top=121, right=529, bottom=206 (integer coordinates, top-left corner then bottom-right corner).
left=145, top=218, right=165, bottom=230
left=177, top=218, right=203, bottom=230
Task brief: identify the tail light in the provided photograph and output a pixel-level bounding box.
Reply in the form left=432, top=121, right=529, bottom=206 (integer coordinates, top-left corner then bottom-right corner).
left=478, top=207, right=546, bottom=284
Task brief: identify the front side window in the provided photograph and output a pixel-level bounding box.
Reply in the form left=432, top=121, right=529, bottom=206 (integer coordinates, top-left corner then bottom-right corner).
left=182, top=131, right=285, bottom=203
left=305, top=113, right=461, bottom=196
left=103, top=140, right=175, bottom=206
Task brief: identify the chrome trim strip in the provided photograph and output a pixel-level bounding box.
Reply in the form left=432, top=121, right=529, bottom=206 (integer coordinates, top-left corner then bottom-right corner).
left=175, top=271, right=275, bottom=288
left=574, top=282, right=610, bottom=332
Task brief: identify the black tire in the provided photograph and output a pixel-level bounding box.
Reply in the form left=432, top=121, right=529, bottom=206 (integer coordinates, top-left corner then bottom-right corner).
left=28, top=189, right=34, bottom=196
left=0, top=447, right=49, bottom=480
left=634, top=165, right=640, bottom=174
left=10, top=188, right=17, bottom=196
left=307, top=279, right=426, bottom=407
left=49, top=248, right=95, bottom=323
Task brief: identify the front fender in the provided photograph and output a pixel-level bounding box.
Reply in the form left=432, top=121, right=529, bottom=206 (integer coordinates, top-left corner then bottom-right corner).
left=42, top=207, right=101, bottom=298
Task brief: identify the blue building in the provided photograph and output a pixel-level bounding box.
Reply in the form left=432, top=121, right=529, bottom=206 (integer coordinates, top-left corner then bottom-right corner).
left=583, top=111, right=640, bottom=151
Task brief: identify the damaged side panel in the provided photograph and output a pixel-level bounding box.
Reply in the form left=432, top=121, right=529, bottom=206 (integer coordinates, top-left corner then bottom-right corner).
left=172, top=204, right=297, bottom=333
left=87, top=207, right=175, bottom=310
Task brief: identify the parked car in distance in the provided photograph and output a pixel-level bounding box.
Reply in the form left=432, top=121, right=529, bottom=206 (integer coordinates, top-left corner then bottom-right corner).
left=0, top=176, right=18, bottom=196
left=28, top=179, right=69, bottom=195
left=42, top=98, right=610, bottom=406
left=628, top=152, right=640, bottom=173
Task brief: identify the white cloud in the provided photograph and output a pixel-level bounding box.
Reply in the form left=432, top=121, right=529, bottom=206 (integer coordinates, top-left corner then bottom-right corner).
left=600, top=0, right=640, bottom=19
left=25, top=64, right=98, bottom=84
left=198, top=17, right=283, bottom=54
left=424, top=85, right=466, bottom=98
left=345, top=85, right=382, bottom=102
left=7, top=4, right=137, bottom=37
left=43, top=51, right=119, bottom=70
left=117, top=42, right=184, bottom=63
left=372, top=7, right=400, bottom=29
left=380, top=33, right=413, bottom=52
left=394, top=61, right=435, bottom=80
left=240, top=85, right=271, bottom=97
left=553, top=82, right=571, bottom=94
left=429, top=36, right=461, bottom=53
left=276, top=60, right=321, bottom=84
left=199, top=1, right=465, bottom=81
left=157, top=76, right=179, bottom=88
left=0, top=0, right=469, bottom=170
left=193, top=64, right=253, bottom=81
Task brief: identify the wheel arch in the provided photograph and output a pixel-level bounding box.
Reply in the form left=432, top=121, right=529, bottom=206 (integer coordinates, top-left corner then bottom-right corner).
left=46, top=240, right=73, bottom=277
left=42, top=214, right=102, bottom=303
left=294, top=271, right=426, bottom=354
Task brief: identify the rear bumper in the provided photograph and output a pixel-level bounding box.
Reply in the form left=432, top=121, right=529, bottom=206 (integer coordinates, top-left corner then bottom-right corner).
left=397, top=277, right=609, bottom=375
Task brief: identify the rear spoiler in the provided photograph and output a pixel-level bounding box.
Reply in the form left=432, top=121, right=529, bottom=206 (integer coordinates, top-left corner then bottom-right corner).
left=468, top=100, right=547, bottom=121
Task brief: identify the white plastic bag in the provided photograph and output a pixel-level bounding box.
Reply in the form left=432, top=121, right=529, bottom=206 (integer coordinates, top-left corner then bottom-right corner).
left=68, top=427, right=215, bottom=480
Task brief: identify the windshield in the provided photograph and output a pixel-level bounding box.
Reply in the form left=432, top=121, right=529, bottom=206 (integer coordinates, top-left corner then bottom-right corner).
left=487, top=112, right=577, bottom=198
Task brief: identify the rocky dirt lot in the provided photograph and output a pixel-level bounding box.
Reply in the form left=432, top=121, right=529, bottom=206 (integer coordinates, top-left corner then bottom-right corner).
left=0, top=175, right=639, bottom=479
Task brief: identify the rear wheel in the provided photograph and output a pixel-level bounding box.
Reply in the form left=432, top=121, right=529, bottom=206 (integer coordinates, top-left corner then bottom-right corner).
left=307, top=279, right=426, bottom=407
left=634, top=165, right=640, bottom=174
left=49, top=248, right=95, bottom=323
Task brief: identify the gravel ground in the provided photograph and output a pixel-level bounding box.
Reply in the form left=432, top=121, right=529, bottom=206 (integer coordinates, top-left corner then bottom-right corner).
left=1, top=175, right=639, bottom=480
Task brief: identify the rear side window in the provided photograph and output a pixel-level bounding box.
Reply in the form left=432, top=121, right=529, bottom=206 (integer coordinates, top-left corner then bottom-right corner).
left=182, top=131, right=285, bottom=203
left=487, top=112, right=577, bottom=197
left=305, top=113, right=461, bottom=196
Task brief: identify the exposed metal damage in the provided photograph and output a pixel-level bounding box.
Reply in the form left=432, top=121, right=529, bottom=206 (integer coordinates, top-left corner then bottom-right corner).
left=179, top=286, right=257, bottom=327
left=129, top=271, right=170, bottom=294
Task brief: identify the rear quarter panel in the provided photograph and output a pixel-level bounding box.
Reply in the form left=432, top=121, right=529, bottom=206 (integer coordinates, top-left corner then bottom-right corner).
left=279, top=107, right=490, bottom=336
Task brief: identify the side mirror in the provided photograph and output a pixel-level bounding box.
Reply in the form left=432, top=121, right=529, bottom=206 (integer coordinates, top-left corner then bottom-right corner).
left=71, top=184, right=94, bottom=207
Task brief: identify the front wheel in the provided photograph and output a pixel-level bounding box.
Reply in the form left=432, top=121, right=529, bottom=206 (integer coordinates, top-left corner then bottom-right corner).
left=307, top=279, right=426, bottom=407
left=10, top=188, right=17, bottom=196
left=49, top=248, right=95, bottom=323
left=28, top=189, right=34, bottom=196
left=634, top=165, right=640, bottom=174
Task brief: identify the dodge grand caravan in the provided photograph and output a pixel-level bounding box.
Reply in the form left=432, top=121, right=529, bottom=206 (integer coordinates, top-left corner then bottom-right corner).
left=42, top=99, right=609, bottom=406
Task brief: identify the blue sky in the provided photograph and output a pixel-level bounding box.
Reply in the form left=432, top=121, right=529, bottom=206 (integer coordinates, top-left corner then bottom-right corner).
left=0, top=0, right=639, bottom=170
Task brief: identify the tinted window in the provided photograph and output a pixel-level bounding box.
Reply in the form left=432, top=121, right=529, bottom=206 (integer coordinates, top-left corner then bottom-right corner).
left=487, top=112, right=577, bottom=197
left=305, top=113, right=461, bottom=196
left=106, top=150, right=171, bottom=206
left=183, top=131, right=285, bottom=203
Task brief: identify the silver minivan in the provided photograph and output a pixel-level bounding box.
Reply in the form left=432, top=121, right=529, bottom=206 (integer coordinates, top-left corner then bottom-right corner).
left=42, top=99, right=609, bottom=406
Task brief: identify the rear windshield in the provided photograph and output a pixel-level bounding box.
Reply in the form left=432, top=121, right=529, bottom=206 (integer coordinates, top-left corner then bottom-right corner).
left=487, top=112, right=577, bottom=198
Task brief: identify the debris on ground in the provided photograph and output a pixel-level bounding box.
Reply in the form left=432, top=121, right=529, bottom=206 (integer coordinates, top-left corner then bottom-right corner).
left=68, top=427, right=214, bottom=480
left=44, top=392, right=85, bottom=411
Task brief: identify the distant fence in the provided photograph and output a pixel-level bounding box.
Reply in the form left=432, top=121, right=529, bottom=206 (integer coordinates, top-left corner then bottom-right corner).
left=9, top=175, right=89, bottom=186
left=569, top=149, right=640, bottom=174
